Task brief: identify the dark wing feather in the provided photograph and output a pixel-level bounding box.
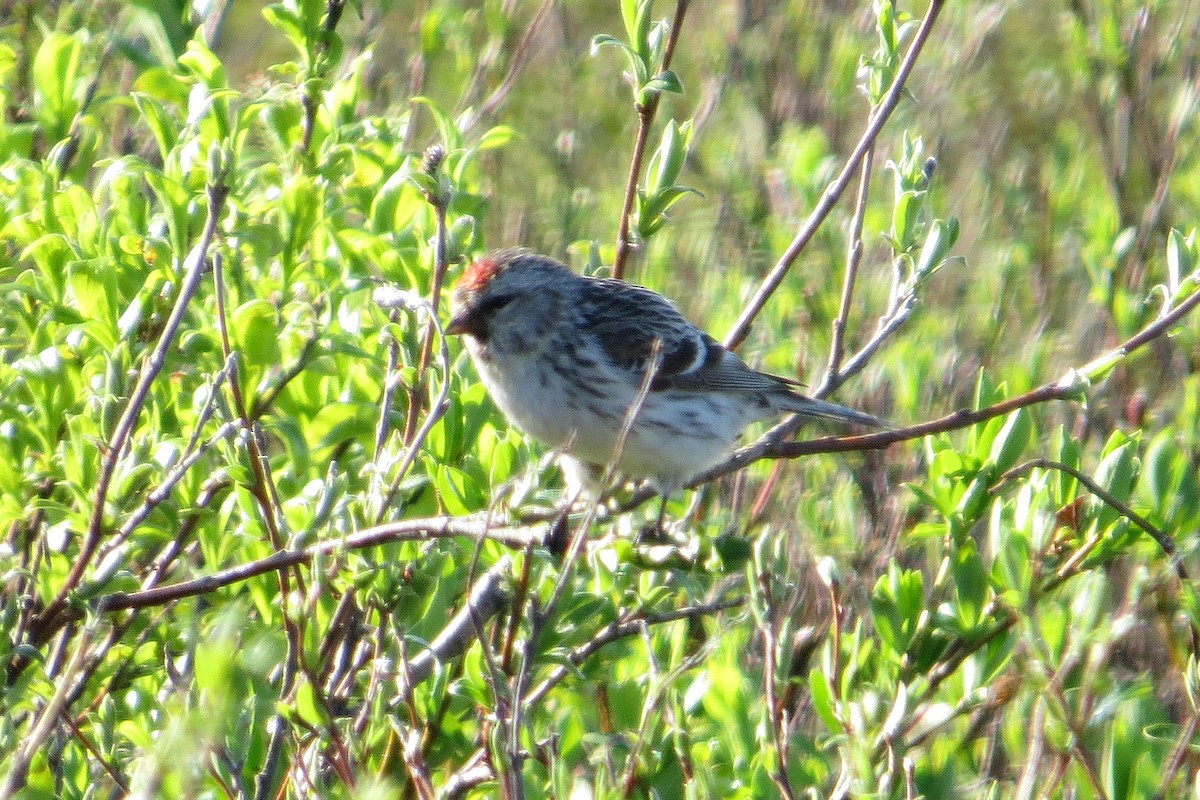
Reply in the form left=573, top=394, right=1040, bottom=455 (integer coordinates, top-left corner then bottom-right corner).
left=577, top=277, right=791, bottom=395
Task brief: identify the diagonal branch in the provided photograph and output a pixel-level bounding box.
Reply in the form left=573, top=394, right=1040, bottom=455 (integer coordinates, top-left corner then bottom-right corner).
left=35, top=179, right=230, bottom=639
left=724, top=0, right=946, bottom=349
left=95, top=517, right=539, bottom=613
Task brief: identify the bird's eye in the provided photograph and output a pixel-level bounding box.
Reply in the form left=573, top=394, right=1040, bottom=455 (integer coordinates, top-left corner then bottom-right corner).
left=475, top=292, right=516, bottom=317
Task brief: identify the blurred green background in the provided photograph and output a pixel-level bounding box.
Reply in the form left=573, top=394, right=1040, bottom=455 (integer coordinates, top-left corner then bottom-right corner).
left=1, top=0, right=1199, bottom=797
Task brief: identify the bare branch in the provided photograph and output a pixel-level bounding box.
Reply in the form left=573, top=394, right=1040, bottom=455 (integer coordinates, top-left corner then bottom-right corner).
left=37, top=178, right=230, bottom=635
left=96, top=518, right=540, bottom=613
left=522, top=597, right=744, bottom=708
left=819, top=146, right=875, bottom=395
left=724, top=0, right=946, bottom=349
left=993, top=458, right=1175, bottom=557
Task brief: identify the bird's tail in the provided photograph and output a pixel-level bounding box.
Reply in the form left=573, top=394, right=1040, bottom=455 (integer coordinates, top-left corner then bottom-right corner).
left=780, top=393, right=888, bottom=429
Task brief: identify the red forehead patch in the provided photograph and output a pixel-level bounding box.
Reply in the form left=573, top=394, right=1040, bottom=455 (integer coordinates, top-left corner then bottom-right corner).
left=457, top=256, right=502, bottom=293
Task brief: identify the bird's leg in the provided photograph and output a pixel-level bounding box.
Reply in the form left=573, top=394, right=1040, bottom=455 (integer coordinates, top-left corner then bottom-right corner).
left=655, top=493, right=669, bottom=531
left=637, top=493, right=672, bottom=544
left=546, top=505, right=571, bottom=557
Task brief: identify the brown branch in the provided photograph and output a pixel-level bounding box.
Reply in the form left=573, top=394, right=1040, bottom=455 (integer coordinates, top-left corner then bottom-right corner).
left=475, top=0, right=557, bottom=124
left=523, top=596, right=743, bottom=708
left=299, top=0, right=347, bottom=156
left=993, top=459, right=1175, bottom=557
left=95, top=517, right=540, bottom=613
left=35, top=178, right=230, bottom=637
left=711, top=279, right=1200, bottom=473
left=819, top=146, right=875, bottom=395
left=694, top=380, right=1081, bottom=481
left=724, top=0, right=945, bottom=349
left=612, top=0, right=691, bottom=280
left=401, top=557, right=512, bottom=689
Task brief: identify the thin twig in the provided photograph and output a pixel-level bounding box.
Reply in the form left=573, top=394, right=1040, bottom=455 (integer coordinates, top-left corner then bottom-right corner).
left=474, top=0, right=557, bottom=124
left=992, top=458, right=1175, bottom=557
left=524, top=597, right=744, bottom=708
left=753, top=565, right=797, bottom=800
left=1154, top=704, right=1200, bottom=800
left=724, top=0, right=945, bottom=349
left=59, top=709, right=130, bottom=795
left=299, top=0, right=347, bottom=156
left=95, top=516, right=540, bottom=612
left=36, top=179, right=230, bottom=637
left=375, top=290, right=454, bottom=521
left=399, top=557, right=512, bottom=689
left=820, top=146, right=875, bottom=393
left=0, top=623, right=97, bottom=797
left=251, top=332, right=320, bottom=419
left=402, top=159, right=451, bottom=448
left=711, top=280, right=1200, bottom=474
left=612, top=0, right=691, bottom=280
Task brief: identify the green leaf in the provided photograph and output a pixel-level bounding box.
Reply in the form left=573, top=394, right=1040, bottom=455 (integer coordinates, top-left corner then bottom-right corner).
left=131, top=93, right=177, bottom=164
left=639, top=69, right=684, bottom=102
left=871, top=563, right=924, bottom=657
left=952, top=542, right=988, bottom=629
left=987, top=409, right=1031, bottom=475
left=436, top=464, right=482, bottom=515
left=590, top=34, right=648, bottom=91
left=635, top=185, right=700, bottom=238
left=646, top=118, right=685, bottom=191
left=263, top=4, right=308, bottom=56
left=590, top=33, right=626, bottom=53
left=1166, top=228, right=1194, bottom=292
left=295, top=679, right=329, bottom=727
left=0, top=43, right=16, bottom=82
left=1093, top=434, right=1138, bottom=529
left=178, top=39, right=227, bottom=89
left=232, top=299, right=282, bottom=370
left=411, top=96, right=462, bottom=151
left=477, top=124, right=516, bottom=151
left=892, top=190, right=919, bottom=250
left=632, top=0, right=655, bottom=64
left=32, top=32, right=84, bottom=141
left=808, top=668, right=843, bottom=733
left=915, top=217, right=959, bottom=277
left=713, top=534, right=752, bottom=572
left=620, top=0, right=640, bottom=49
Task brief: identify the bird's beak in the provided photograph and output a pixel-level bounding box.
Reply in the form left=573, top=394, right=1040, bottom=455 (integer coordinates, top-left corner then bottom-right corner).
left=445, top=307, right=477, bottom=337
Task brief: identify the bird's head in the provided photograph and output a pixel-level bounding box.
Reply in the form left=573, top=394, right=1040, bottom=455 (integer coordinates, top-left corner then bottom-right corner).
left=447, top=250, right=573, bottom=353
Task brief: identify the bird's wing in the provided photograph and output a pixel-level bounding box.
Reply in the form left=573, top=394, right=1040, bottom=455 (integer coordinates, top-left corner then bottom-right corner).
left=578, top=278, right=791, bottom=394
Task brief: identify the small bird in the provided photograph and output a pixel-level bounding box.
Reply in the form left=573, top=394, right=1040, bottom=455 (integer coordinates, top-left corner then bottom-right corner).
left=446, top=249, right=883, bottom=504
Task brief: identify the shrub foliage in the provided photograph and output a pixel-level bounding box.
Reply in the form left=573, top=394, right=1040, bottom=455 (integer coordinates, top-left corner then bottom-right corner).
left=1, top=1, right=1199, bottom=798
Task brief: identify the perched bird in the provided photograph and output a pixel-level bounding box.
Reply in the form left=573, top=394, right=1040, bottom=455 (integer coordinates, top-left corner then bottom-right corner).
left=446, top=249, right=882, bottom=503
